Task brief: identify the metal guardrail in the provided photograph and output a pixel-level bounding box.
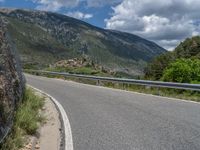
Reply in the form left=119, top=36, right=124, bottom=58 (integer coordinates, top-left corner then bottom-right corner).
left=26, top=70, right=200, bottom=92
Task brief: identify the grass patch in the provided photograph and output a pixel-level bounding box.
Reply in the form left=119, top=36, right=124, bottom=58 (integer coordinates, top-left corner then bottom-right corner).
left=0, top=87, right=45, bottom=150
left=103, top=82, right=200, bottom=102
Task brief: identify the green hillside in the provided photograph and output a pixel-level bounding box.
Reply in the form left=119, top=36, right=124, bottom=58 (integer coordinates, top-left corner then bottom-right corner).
left=145, top=36, right=200, bottom=82
left=0, top=8, right=166, bottom=76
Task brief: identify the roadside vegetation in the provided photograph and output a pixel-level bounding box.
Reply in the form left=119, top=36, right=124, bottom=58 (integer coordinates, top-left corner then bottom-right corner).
left=0, top=88, right=45, bottom=150
left=105, top=83, right=200, bottom=102
left=145, top=36, right=200, bottom=83
left=161, top=58, right=200, bottom=83
left=140, top=36, right=200, bottom=102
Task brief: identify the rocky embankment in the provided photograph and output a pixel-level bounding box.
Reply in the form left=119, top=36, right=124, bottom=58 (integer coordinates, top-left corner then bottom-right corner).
left=0, top=16, right=25, bottom=142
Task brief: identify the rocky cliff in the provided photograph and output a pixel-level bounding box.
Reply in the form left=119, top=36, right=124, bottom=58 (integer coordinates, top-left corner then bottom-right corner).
left=0, top=16, right=25, bottom=142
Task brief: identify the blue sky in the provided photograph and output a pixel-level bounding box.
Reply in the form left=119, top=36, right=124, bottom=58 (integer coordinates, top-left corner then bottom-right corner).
left=0, top=0, right=116, bottom=28
left=1, top=0, right=200, bottom=50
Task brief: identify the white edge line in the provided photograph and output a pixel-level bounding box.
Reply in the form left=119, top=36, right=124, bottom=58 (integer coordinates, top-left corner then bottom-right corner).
left=27, top=84, right=74, bottom=150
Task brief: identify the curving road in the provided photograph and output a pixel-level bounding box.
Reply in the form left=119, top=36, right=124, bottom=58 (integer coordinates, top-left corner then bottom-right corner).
left=25, top=74, right=200, bottom=150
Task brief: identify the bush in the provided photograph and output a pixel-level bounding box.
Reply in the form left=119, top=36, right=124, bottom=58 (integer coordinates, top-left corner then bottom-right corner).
left=16, top=88, right=44, bottom=134
left=162, top=58, right=200, bottom=83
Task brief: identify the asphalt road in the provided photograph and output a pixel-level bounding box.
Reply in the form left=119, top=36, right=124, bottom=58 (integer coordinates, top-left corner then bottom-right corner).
left=25, top=74, right=200, bottom=150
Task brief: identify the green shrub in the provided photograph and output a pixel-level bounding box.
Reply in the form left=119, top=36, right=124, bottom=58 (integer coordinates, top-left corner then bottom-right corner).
left=162, top=58, right=200, bottom=83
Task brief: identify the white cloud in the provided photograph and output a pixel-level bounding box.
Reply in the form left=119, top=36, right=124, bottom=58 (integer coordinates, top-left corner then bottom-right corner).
left=86, top=0, right=122, bottom=7
left=155, top=40, right=180, bottom=51
left=66, top=11, right=93, bottom=20
left=105, top=0, right=200, bottom=50
left=32, top=0, right=79, bottom=11
left=31, top=0, right=122, bottom=10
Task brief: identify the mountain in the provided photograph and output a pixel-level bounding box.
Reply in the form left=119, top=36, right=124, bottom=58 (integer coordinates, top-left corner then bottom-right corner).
left=145, top=36, right=200, bottom=80
left=0, top=8, right=166, bottom=76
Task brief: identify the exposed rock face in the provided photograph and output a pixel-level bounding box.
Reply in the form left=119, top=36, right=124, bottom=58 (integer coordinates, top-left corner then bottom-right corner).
left=54, top=57, right=95, bottom=68
left=0, top=16, right=25, bottom=142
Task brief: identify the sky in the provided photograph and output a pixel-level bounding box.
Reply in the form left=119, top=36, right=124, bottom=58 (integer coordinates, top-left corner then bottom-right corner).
left=0, top=0, right=200, bottom=50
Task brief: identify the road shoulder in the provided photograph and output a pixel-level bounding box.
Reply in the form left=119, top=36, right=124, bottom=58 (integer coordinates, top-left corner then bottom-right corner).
left=38, top=91, right=62, bottom=150
left=21, top=87, right=62, bottom=150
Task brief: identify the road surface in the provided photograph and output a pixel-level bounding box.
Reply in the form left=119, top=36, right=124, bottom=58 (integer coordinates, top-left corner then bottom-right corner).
left=26, top=74, right=200, bottom=150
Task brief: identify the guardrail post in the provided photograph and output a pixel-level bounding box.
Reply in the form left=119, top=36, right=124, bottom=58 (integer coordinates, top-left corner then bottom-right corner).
left=123, top=83, right=126, bottom=90
left=96, top=80, right=100, bottom=86
left=157, top=87, right=161, bottom=96
left=64, top=76, right=67, bottom=80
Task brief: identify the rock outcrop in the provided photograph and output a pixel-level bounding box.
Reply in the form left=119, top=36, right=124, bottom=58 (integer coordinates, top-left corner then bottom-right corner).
left=0, top=16, right=25, bottom=142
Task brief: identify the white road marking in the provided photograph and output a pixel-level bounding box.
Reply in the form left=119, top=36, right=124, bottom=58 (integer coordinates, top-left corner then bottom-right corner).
left=27, top=84, right=74, bottom=150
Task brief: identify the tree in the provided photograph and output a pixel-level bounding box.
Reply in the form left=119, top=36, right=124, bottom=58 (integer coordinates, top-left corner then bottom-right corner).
left=145, top=36, right=200, bottom=81
left=144, top=52, right=174, bottom=80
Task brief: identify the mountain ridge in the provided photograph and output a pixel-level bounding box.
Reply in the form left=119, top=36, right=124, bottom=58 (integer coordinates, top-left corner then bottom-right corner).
left=0, top=8, right=166, bottom=76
